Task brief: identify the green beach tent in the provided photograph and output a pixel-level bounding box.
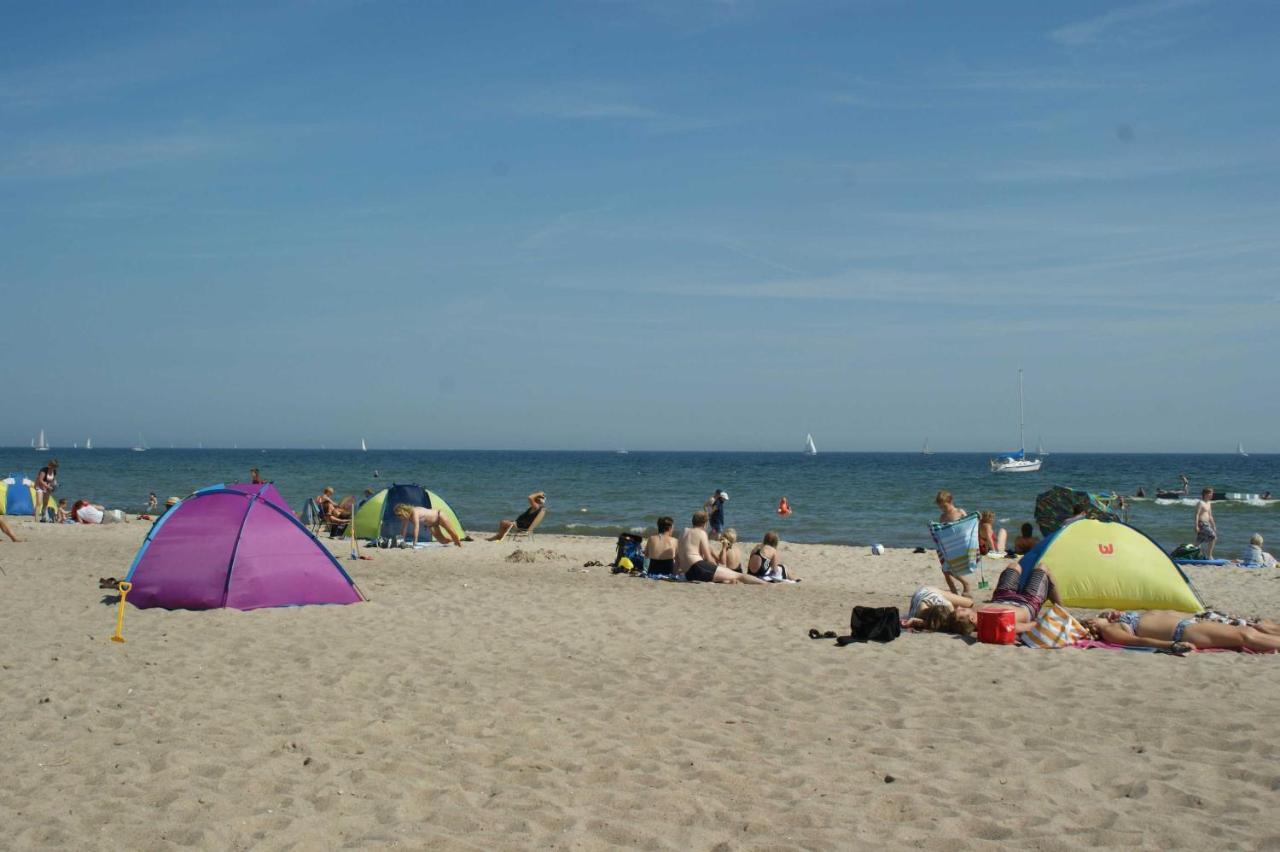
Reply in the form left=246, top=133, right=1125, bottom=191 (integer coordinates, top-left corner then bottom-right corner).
left=353, top=484, right=466, bottom=542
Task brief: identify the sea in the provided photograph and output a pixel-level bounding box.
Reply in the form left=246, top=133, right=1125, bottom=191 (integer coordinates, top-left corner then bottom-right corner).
left=3, top=449, right=1277, bottom=560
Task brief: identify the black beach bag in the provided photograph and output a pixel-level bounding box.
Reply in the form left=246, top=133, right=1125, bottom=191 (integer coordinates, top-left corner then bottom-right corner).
left=837, top=606, right=902, bottom=644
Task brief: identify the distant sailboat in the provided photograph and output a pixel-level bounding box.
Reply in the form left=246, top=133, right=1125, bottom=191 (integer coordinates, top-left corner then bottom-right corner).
left=1037, top=436, right=1050, bottom=457
left=990, top=369, right=1042, bottom=473
left=921, top=437, right=934, bottom=456
left=73, top=442, right=78, bottom=449
left=34, top=429, right=49, bottom=451
left=85, top=438, right=92, bottom=450
left=361, top=438, right=368, bottom=452
left=804, top=433, right=818, bottom=456
left=1239, top=442, right=1248, bottom=458
left=616, top=448, right=629, bottom=455
left=131, top=433, right=148, bottom=452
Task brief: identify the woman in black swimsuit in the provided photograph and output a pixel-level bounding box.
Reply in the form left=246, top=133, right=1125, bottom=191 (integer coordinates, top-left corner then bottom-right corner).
left=644, top=516, right=678, bottom=575
left=489, top=491, right=547, bottom=540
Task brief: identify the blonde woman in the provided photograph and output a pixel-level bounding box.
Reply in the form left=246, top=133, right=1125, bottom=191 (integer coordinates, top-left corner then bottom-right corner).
left=716, top=528, right=743, bottom=572
left=747, top=531, right=798, bottom=581
left=393, top=503, right=463, bottom=547
left=978, top=511, right=1007, bottom=556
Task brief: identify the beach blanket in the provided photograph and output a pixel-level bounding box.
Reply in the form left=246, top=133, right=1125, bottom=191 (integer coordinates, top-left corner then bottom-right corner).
left=929, top=513, right=979, bottom=577
left=1021, top=603, right=1088, bottom=649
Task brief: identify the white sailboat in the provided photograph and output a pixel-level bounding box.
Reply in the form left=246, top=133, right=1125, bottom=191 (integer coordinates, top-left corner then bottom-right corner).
left=85, top=438, right=92, bottom=450
left=1238, top=442, right=1248, bottom=458
left=1036, top=436, right=1049, bottom=457
left=921, top=437, right=934, bottom=456
left=131, top=433, right=148, bottom=452
left=361, top=438, right=368, bottom=452
left=804, top=433, right=818, bottom=456
left=990, top=370, right=1042, bottom=473
left=34, top=429, right=49, bottom=451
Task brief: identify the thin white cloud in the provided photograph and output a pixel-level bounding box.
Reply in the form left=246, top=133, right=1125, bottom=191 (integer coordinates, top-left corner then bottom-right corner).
left=0, top=133, right=235, bottom=179
left=1050, top=0, right=1205, bottom=47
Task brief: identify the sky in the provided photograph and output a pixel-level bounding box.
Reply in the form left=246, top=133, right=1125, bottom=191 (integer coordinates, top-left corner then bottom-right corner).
left=3, top=0, right=1277, bottom=452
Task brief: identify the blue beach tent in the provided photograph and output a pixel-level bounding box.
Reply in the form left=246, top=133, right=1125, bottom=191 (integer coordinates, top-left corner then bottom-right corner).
left=0, top=474, right=38, bottom=516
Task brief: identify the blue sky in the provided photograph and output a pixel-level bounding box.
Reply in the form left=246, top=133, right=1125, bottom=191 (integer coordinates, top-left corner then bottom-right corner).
left=3, top=0, right=1277, bottom=452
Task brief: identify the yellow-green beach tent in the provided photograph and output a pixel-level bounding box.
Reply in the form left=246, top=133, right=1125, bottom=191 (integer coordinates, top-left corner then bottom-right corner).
left=353, top=484, right=466, bottom=542
left=1018, top=518, right=1203, bottom=611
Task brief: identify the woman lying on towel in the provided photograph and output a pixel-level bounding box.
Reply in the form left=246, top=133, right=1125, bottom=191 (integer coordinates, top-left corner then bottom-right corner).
left=904, top=586, right=975, bottom=635
left=1085, top=610, right=1280, bottom=652
left=914, top=564, right=1060, bottom=636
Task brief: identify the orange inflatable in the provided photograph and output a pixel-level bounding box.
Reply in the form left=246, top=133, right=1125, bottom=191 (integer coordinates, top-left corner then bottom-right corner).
left=777, top=497, right=792, bottom=516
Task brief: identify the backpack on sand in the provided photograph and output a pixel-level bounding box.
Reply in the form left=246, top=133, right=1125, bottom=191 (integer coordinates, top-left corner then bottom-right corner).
left=614, top=533, right=645, bottom=569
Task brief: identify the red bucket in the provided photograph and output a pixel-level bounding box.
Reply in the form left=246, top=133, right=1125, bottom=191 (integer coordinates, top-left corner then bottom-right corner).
left=977, top=608, right=1018, bottom=645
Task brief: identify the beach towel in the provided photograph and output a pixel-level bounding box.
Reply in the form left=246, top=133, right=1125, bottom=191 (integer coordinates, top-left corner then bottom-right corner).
left=929, top=513, right=979, bottom=577
left=1021, top=602, right=1088, bottom=649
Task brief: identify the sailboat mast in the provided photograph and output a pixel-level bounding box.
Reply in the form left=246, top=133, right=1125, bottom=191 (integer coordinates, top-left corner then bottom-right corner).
left=1017, top=369, right=1026, bottom=452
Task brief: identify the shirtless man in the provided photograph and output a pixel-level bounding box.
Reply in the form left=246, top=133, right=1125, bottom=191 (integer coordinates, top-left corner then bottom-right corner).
left=393, top=503, right=462, bottom=547
left=677, top=511, right=769, bottom=585
left=1194, top=488, right=1217, bottom=558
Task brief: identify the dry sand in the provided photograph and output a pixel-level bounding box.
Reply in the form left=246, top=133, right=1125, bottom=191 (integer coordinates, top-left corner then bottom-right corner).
left=2, top=517, right=1279, bottom=850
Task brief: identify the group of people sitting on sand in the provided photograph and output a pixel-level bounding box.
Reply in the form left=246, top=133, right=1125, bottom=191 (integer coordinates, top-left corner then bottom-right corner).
left=640, top=510, right=798, bottom=585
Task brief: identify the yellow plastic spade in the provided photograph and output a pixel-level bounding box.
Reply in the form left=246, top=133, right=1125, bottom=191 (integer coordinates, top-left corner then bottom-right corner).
left=111, top=582, right=132, bottom=643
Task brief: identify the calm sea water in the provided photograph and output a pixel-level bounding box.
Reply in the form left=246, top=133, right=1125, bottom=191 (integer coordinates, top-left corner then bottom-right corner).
left=2, top=449, right=1276, bottom=559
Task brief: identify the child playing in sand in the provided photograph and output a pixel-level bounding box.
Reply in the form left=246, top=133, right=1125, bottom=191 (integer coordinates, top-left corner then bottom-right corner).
left=1195, top=488, right=1217, bottom=558
left=936, top=490, right=965, bottom=523
left=934, top=491, right=970, bottom=595
left=1240, top=533, right=1276, bottom=569
left=54, top=498, right=68, bottom=524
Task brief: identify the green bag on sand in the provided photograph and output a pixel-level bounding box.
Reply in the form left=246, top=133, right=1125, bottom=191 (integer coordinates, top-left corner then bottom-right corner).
left=1170, top=543, right=1202, bottom=560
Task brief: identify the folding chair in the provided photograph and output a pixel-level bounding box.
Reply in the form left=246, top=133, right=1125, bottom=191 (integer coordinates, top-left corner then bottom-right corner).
left=504, top=508, right=546, bottom=543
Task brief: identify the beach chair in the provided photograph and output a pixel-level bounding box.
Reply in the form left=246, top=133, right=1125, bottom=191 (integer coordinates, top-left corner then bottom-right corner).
left=300, top=498, right=323, bottom=534
left=500, top=508, right=546, bottom=543
left=929, top=513, right=981, bottom=580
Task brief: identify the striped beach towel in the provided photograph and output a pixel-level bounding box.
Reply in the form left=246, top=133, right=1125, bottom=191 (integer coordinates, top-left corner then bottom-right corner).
left=1021, top=602, right=1089, bottom=649
left=929, top=513, right=980, bottom=578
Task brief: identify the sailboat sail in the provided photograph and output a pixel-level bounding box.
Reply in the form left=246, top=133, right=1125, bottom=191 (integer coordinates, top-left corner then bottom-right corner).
left=85, top=438, right=92, bottom=450
left=921, top=437, right=933, bottom=455
left=1239, top=442, right=1248, bottom=457
left=804, top=434, right=817, bottom=455
left=361, top=438, right=368, bottom=452
left=35, top=429, right=48, bottom=451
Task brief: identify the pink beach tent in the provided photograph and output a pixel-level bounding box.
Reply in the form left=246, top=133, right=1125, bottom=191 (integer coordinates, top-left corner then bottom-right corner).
left=124, top=483, right=364, bottom=610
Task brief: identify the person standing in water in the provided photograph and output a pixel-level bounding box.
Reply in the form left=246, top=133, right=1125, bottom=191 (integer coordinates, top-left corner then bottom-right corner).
left=703, top=489, right=728, bottom=539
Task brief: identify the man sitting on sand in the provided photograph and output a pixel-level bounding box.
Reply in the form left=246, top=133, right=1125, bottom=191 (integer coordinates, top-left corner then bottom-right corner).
left=393, top=503, right=463, bottom=547
left=1012, top=522, right=1039, bottom=555
left=677, top=511, right=770, bottom=585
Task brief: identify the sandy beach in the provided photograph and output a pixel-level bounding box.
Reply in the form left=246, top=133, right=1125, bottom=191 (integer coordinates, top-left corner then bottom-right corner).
left=3, top=517, right=1279, bottom=850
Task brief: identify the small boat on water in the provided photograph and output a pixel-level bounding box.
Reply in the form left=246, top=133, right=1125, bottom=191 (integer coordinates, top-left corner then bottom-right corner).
left=34, top=429, right=49, bottom=451
left=990, top=370, right=1042, bottom=473
left=361, top=438, right=368, bottom=452
left=131, top=433, right=148, bottom=452
left=1239, top=442, right=1248, bottom=458
left=804, top=433, right=817, bottom=456
left=85, top=438, right=92, bottom=450
left=921, top=437, right=934, bottom=456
